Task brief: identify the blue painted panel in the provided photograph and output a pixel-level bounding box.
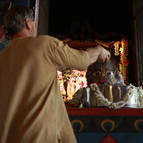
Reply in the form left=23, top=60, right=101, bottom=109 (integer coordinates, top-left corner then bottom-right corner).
left=76, top=133, right=143, bottom=143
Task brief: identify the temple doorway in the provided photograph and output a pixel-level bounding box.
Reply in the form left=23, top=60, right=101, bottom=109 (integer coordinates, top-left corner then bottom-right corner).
left=38, top=0, right=143, bottom=86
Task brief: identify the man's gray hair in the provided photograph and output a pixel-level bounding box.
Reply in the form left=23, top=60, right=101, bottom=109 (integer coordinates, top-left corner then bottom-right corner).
left=4, top=6, right=34, bottom=40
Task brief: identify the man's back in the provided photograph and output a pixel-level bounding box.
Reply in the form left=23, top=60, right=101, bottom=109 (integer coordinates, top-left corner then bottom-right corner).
left=0, top=35, right=82, bottom=143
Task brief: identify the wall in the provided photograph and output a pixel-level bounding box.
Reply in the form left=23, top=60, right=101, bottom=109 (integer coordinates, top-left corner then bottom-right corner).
left=133, top=0, right=143, bottom=86
left=38, top=0, right=49, bottom=35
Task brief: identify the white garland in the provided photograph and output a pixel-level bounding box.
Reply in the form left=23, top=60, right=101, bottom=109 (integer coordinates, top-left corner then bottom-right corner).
left=137, top=86, right=143, bottom=107
left=89, top=83, right=143, bottom=109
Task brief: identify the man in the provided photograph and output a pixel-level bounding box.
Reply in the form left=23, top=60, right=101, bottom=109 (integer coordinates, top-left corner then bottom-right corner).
left=0, top=6, right=110, bottom=143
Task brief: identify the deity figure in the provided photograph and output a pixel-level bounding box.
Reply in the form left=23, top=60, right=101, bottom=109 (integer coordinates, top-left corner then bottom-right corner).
left=68, top=61, right=143, bottom=109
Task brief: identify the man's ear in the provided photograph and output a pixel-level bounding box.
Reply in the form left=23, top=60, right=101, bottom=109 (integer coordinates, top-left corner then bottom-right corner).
left=25, top=18, right=32, bottom=31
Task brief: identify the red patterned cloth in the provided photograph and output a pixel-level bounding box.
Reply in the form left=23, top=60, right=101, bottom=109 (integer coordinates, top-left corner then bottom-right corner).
left=100, top=134, right=118, bottom=143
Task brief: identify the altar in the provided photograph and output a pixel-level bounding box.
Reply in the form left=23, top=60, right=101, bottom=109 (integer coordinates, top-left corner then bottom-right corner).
left=60, top=37, right=143, bottom=143
left=1, top=0, right=143, bottom=142
left=67, top=107, right=143, bottom=143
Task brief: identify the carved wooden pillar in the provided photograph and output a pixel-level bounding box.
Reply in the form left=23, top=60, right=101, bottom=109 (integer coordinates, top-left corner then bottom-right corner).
left=34, top=0, right=39, bottom=35
left=133, top=0, right=143, bottom=86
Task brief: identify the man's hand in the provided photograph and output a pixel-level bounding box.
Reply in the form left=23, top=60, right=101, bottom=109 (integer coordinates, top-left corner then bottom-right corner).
left=86, top=45, right=111, bottom=65
left=97, top=45, right=111, bottom=62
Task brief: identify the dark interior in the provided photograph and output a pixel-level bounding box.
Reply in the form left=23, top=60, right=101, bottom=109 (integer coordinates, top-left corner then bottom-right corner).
left=46, top=0, right=135, bottom=84
left=48, top=0, right=133, bottom=41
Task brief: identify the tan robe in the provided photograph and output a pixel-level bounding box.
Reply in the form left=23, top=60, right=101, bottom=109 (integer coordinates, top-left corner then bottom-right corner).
left=0, top=35, right=89, bottom=143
